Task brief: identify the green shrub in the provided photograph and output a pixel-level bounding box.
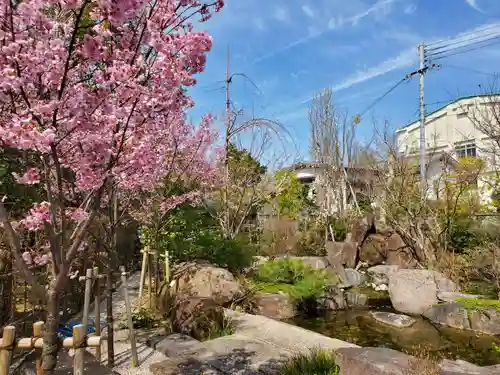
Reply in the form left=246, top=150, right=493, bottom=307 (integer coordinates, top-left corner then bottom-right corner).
left=280, top=349, right=339, bottom=375
left=140, top=203, right=255, bottom=274
left=119, top=308, right=160, bottom=330
left=252, top=259, right=334, bottom=302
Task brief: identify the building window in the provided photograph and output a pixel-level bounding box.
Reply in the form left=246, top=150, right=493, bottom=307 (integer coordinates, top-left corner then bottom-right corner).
left=455, top=142, right=476, bottom=159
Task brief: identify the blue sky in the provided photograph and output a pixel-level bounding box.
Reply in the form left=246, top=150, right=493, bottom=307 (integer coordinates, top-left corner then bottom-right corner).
left=187, top=0, right=500, bottom=162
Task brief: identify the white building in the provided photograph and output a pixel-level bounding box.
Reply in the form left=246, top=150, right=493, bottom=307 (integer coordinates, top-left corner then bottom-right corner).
left=395, top=94, right=500, bottom=202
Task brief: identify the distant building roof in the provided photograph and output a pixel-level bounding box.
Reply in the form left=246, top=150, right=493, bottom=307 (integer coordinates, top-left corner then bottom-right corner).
left=396, top=93, right=500, bottom=132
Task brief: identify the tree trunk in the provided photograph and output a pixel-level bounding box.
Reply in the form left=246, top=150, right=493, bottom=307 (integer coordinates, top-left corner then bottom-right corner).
left=0, top=252, right=13, bottom=327
left=42, top=288, right=61, bottom=375
left=106, top=262, right=114, bottom=368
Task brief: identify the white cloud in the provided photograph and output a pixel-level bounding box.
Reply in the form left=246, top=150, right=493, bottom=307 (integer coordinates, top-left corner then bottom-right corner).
left=404, top=4, right=417, bottom=14
left=331, top=47, right=417, bottom=92
left=349, top=0, right=395, bottom=26
left=302, top=4, right=315, bottom=18
left=252, top=0, right=396, bottom=65
left=328, top=16, right=344, bottom=30
left=465, top=0, right=483, bottom=12
left=273, top=5, right=290, bottom=22
left=253, top=17, right=265, bottom=31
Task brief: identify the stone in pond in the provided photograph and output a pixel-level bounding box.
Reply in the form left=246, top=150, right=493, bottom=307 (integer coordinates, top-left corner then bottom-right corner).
left=367, top=265, right=400, bottom=285
left=344, top=268, right=367, bottom=287
left=370, top=311, right=416, bottom=328
left=437, top=291, right=482, bottom=303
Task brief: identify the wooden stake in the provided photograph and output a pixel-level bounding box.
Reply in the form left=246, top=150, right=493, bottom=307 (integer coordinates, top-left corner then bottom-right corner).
left=120, top=266, right=138, bottom=367
left=0, top=326, right=14, bottom=375
left=82, top=268, right=93, bottom=333
left=93, top=267, right=101, bottom=362
left=33, top=321, right=44, bottom=375
left=138, top=249, right=148, bottom=300
left=164, top=249, right=170, bottom=283
left=105, top=264, right=114, bottom=368
left=72, top=325, right=85, bottom=375
left=147, top=252, right=153, bottom=309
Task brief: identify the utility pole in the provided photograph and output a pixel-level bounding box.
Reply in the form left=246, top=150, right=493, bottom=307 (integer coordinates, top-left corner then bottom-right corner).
left=418, top=42, right=426, bottom=197
left=405, top=43, right=439, bottom=198
left=224, top=45, right=231, bottom=236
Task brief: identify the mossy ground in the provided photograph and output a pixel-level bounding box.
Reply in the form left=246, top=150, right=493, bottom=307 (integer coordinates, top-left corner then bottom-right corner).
left=350, top=286, right=389, bottom=299
left=456, top=298, right=500, bottom=311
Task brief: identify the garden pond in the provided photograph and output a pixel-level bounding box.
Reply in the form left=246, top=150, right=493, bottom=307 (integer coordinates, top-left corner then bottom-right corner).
left=291, top=307, right=500, bottom=366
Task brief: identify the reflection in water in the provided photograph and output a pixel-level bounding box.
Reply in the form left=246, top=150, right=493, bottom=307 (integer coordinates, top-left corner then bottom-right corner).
left=291, top=308, right=500, bottom=366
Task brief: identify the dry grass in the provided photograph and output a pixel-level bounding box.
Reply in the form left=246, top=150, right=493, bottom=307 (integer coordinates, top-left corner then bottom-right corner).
left=403, top=346, right=440, bottom=375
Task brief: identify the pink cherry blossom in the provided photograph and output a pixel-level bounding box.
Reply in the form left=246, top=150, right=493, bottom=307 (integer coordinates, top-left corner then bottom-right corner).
left=13, top=168, right=41, bottom=185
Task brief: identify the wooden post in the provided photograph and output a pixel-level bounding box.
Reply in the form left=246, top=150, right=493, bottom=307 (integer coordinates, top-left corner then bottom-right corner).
left=120, top=266, right=138, bottom=367
left=0, top=326, right=15, bottom=375
left=106, top=264, right=114, bottom=368
left=72, top=324, right=85, bottom=375
left=93, top=267, right=101, bottom=362
left=147, top=252, right=153, bottom=309
left=138, top=249, right=148, bottom=300
left=33, top=321, right=44, bottom=375
left=164, top=249, right=170, bottom=283
left=82, top=268, right=93, bottom=333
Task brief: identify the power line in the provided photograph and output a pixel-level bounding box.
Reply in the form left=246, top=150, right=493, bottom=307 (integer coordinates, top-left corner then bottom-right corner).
left=428, top=37, right=500, bottom=62
left=440, top=63, right=499, bottom=76
left=358, top=78, right=409, bottom=118
left=426, top=24, right=500, bottom=48
left=426, top=35, right=500, bottom=59
left=426, top=30, right=500, bottom=52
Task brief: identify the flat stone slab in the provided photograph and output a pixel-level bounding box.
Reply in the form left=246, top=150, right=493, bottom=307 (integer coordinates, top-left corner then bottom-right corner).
left=370, top=311, right=416, bottom=328
left=224, top=309, right=358, bottom=353
left=148, top=334, right=211, bottom=358
left=437, top=292, right=481, bottom=303
left=150, top=358, right=223, bottom=375
left=200, top=334, right=293, bottom=375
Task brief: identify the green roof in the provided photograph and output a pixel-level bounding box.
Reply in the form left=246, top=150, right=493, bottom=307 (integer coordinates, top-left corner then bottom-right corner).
left=396, top=93, right=499, bottom=132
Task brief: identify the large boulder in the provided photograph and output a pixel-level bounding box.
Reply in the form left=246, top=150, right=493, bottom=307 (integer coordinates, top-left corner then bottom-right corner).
left=170, top=262, right=242, bottom=305
left=325, top=241, right=357, bottom=269
left=424, top=302, right=500, bottom=335
left=336, top=347, right=496, bottom=375
left=367, top=265, right=400, bottom=286
left=170, top=297, right=226, bottom=341
left=344, top=268, right=367, bottom=287
left=349, top=214, right=376, bottom=245
left=385, top=233, right=417, bottom=268
left=359, top=234, right=386, bottom=266
left=250, top=292, right=295, bottom=320
left=388, top=269, right=457, bottom=315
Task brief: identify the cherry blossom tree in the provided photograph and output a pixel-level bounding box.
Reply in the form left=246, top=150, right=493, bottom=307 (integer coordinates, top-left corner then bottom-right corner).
left=0, top=0, right=223, bottom=372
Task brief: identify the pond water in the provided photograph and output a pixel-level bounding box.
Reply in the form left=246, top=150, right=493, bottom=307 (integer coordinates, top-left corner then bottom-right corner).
left=291, top=308, right=500, bottom=366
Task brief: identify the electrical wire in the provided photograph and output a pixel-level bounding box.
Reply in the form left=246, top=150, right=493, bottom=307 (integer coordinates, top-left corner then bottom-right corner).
left=427, top=37, right=500, bottom=62
left=426, top=24, right=500, bottom=48
left=426, top=30, right=500, bottom=52
left=426, top=34, right=500, bottom=59
left=358, top=78, right=409, bottom=118
left=440, top=63, right=499, bottom=76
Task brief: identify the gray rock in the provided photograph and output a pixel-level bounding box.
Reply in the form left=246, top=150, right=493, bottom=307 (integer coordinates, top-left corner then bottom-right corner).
left=437, top=292, right=481, bottom=303
left=367, top=265, right=400, bottom=285
left=335, top=347, right=494, bottom=375
left=423, top=302, right=500, bottom=335
left=251, top=292, right=295, bottom=320
left=344, top=268, right=367, bottom=287
left=149, top=333, right=210, bottom=357
left=389, top=269, right=456, bottom=315
left=370, top=311, right=416, bottom=328
left=289, top=256, right=326, bottom=269
left=345, top=291, right=368, bottom=307
left=325, top=241, right=358, bottom=269
left=322, top=285, right=347, bottom=310
left=389, top=269, right=438, bottom=315
left=335, top=347, right=438, bottom=375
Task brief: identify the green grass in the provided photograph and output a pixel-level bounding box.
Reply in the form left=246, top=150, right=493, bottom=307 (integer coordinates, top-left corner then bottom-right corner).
left=250, top=258, right=336, bottom=302
left=205, top=316, right=236, bottom=340
left=280, top=349, right=339, bottom=375
left=456, top=298, right=500, bottom=311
